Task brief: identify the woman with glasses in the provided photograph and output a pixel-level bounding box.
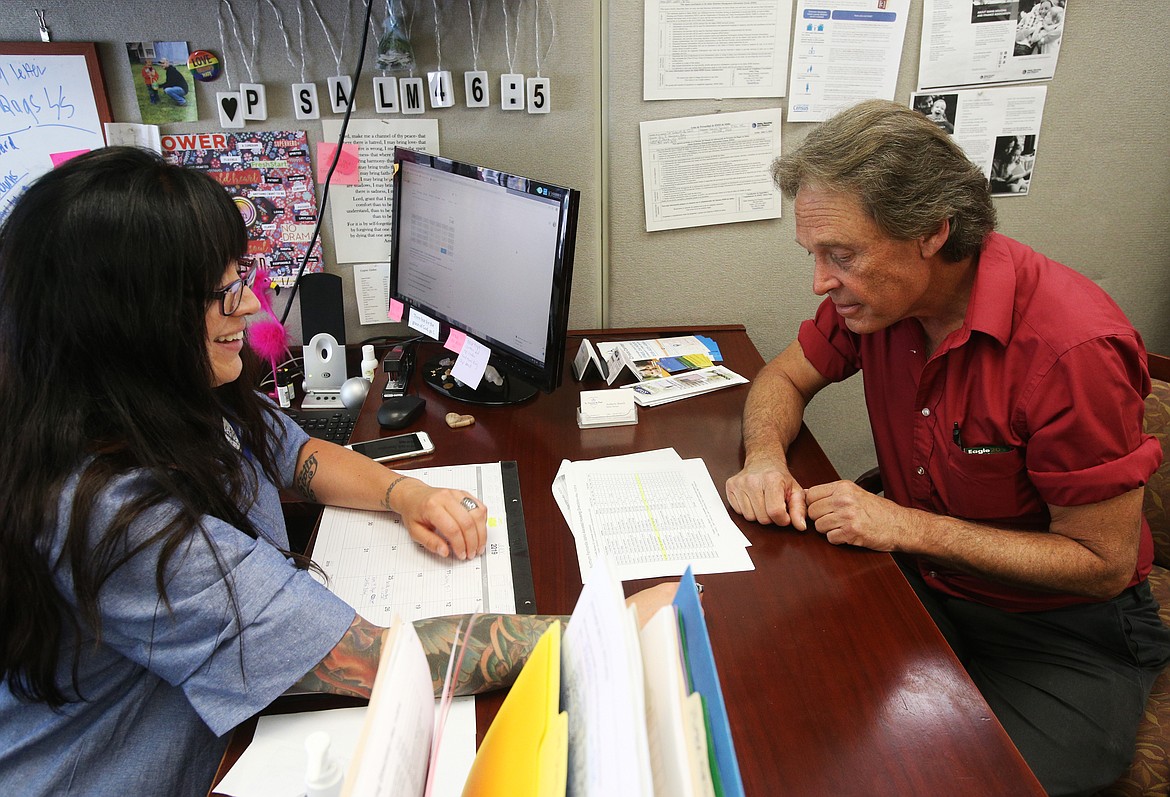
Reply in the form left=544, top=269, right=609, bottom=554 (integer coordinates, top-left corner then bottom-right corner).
left=0, top=147, right=676, bottom=795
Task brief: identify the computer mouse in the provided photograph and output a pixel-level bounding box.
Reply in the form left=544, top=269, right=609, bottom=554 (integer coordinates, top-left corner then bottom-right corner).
left=377, top=395, right=426, bottom=429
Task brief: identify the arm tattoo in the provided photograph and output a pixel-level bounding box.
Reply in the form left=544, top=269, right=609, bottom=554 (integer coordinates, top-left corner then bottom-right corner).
left=293, top=615, right=384, bottom=699
left=380, top=475, right=409, bottom=511
left=414, top=614, right=568, bottom=697
left=292, top=613, right=568, bottom=701
left=296, top=452, right=319, bottom=502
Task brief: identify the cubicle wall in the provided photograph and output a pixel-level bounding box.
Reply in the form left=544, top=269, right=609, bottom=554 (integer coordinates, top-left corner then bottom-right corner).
left=2, top=2, right=1167, bottom=480
left=0, top=0, right=604, bottom=341
left=607, top=3, right=1170, bottom=479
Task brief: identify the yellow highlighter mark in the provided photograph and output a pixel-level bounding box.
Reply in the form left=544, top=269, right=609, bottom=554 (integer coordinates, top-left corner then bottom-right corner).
left=634, top=474, right=668, bottom=559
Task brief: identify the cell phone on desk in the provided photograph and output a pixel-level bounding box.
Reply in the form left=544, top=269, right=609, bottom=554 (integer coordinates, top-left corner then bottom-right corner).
left=347, top=432, right=434, bottom=463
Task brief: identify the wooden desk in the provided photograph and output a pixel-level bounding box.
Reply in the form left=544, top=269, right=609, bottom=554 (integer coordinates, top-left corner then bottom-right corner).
left=213, top=324, right=1043, bottom=796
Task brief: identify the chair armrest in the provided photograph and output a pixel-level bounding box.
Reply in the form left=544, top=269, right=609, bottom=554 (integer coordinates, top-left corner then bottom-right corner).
left=855, top=466, right=883, bottom=495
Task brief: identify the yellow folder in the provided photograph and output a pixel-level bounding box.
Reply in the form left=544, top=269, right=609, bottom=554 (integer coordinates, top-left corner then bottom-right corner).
left=461, top=623, right=568, bottom=797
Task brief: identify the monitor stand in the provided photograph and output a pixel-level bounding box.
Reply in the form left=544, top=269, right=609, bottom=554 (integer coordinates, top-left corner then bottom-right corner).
left=420, top=355, right=537, bottom=406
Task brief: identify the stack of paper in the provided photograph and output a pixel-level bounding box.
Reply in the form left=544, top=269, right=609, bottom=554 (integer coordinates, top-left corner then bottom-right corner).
left=552, top=449, right=754, bottom=582
left=322, top=559, right=743, bottom=797
left=559, top=559, right=745, bottom=797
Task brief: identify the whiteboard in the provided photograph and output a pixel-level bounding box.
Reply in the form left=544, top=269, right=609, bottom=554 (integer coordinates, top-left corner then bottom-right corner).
left=0, top=42, right=112, bottom=222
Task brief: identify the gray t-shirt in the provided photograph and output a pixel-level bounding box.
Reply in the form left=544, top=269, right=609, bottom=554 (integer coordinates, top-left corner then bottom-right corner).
left=0, top=408, right=356, bottom=796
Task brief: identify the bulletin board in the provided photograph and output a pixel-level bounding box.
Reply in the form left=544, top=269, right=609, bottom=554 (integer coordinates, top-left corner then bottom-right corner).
left=0, top=41, right=112, bottom=221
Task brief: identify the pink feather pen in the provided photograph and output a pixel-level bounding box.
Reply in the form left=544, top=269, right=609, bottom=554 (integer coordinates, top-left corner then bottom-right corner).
left=246, top=266, right=292, bottom=393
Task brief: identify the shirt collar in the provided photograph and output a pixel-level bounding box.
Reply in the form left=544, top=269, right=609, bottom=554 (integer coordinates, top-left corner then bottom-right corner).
left=963, top=232, right=1015, bottom=347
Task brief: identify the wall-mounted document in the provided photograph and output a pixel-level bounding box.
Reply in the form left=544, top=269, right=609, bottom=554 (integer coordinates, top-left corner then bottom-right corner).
left=786, top=0, right=911, bottom=123
left=322, top=118, right=438, bottom=264
left=918, top=0, right=1066, bottom=90
left=0, top=43, right=110, bottom=223
left=643, top=0, right=793, bottom=100
left=640, top=109, right=782, bottom=232
left=910, top=85, right=1047, bottom=197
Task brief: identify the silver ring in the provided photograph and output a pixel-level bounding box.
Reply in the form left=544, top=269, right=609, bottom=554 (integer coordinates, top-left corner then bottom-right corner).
left=460, top=497, right=478, bottom=512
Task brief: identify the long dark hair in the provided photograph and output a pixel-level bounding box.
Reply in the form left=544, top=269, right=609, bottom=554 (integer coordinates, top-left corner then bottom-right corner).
left=0, top=147, right=284, bottom=706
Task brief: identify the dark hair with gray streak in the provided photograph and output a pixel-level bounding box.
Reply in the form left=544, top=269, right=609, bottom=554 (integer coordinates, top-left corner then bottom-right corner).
left=773, top=99, right=996, bottom=262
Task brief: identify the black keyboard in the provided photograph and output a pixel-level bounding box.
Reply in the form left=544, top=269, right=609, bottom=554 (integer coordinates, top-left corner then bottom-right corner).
left=284, top=408, right=358, bottom=445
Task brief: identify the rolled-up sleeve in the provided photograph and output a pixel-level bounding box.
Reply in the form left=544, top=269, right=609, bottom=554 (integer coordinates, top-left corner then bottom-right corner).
left=1024, top=336, right=1163, bottom=507
left=797, top=298, right=861, bottom=383
left=89, top=481, right=355, bottom=735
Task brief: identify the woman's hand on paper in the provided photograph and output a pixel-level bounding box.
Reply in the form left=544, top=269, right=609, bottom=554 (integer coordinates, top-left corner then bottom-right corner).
left=392, top=479, right=488, bottom=560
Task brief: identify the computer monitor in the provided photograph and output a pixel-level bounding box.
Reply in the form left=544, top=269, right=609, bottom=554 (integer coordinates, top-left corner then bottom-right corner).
left=388, top=148, right=580, bottom=405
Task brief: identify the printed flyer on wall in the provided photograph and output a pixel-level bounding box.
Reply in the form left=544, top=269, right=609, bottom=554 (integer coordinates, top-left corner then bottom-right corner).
left=918, top=0, right=1067, bottom=90
left=787, top=0, right=911, bottom=123
left=910, top=84, right=1048, bottom=197
left=161, top=130, right=324, bottom=286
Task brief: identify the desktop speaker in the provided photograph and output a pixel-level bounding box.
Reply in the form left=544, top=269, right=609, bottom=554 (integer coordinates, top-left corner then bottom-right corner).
left=301, top=333, right=348, bottom=408
left=299, top=272, right=346, bottom=345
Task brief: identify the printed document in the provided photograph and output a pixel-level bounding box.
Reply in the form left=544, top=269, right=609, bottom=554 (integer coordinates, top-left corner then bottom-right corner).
left=910, top=85, right=1047, bottom=197
left=918, top=0, right=1067, bottom=90
left=554, top=451, right=754, bottom=582
left=787, top=0, right=911, bottom=123
left=321, top=118, right=438, bottom=264
left=640, top=109, right=782, bottom=232
left=643, top=0, right=793, bottom=100
left=561, top=560, right=654, bottom=797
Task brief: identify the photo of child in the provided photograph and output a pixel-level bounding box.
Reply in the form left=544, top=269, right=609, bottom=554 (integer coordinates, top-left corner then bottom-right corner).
left=125, top=40, right=199, bottom=124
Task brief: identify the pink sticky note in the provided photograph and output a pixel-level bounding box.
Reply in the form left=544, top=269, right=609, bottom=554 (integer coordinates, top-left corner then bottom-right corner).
left=388, top=298, right=404, bottom=322
left=50, top=149, right=90, bottom=167
left=444, top=328, right=467, bottom=353
left=316, top=142, right=360, bottom=185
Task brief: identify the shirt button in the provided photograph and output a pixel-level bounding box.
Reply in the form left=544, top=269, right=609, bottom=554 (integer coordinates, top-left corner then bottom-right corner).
left=928, top=571, right=938, bottom=579
left=921, top=408, right=931, bottom=416
left=916, top=466, right=925, bottom=475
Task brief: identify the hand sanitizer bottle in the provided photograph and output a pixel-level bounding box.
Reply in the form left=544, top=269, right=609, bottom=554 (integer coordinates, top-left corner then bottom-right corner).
left=304, top=731, right=343, bottom=797
left=361, top=344, right=378, bottom=382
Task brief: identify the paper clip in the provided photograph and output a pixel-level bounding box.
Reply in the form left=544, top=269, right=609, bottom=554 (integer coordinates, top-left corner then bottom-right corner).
left=36, top=9, right=51, bottom=42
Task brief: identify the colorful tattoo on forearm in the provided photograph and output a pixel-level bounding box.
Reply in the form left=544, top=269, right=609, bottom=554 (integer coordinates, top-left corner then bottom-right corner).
left=294, top=615, right=384, bottom=698
left=293, top=613, right=569, bottom=701
left=414, top=614, right=568, bottom=697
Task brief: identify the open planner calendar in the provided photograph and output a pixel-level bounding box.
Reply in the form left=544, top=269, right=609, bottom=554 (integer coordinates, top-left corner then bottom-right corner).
left=310, top=461, right=536, bottom=623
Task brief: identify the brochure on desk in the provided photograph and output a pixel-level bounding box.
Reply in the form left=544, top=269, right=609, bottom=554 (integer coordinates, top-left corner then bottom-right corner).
left=573, top=335, right=748, bottom=407
left=573, top=335, right=722, bottom=385
left=340, top=560, right=744, bottom=797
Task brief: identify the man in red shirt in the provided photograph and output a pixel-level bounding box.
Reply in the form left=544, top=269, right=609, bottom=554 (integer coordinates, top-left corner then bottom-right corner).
left=726, top=99, right=1170, bottom=796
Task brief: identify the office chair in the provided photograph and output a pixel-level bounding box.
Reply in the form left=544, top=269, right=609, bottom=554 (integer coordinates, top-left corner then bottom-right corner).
left=1100, top=351, right=1170, bottom=796
left=854, top=352, right=1170, bottom=796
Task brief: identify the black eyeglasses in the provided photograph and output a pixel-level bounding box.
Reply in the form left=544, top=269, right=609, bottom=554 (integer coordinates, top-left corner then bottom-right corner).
left=211, top=259, right=258, bottom=316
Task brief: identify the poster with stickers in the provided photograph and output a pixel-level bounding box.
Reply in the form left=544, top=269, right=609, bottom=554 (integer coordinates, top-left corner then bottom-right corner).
left=160, top=130, right=324, bottom=286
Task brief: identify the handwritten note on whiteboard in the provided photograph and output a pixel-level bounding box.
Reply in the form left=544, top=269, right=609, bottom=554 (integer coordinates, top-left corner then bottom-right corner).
left=0, top=51, right=107, bottom=222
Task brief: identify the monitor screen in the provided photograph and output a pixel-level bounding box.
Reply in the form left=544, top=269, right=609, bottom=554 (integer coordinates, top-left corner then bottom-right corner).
left=389, top=148, right=580, bottom=404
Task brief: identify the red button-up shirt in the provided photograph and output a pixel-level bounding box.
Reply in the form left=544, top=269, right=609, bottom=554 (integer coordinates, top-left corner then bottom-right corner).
left=798, top=232, right=1162, bottom=611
